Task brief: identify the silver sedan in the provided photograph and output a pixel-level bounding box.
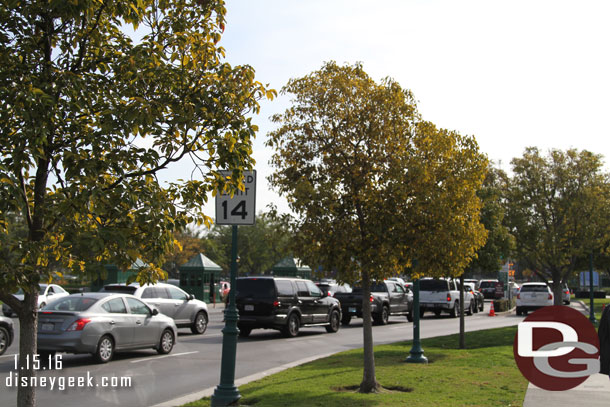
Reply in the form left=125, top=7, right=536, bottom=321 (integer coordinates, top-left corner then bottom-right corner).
left=37, top=293, right=177, bottom=363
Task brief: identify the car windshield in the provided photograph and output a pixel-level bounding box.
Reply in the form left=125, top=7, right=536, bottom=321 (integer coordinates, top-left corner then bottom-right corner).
left=236, top=279, right=275, bottom=299
left=419, top=280, right=449, bottom=291
left=520, top=285, right=549, bottom=292
left=101, top=285, right=137, bottom=294
left=44, top=296, right=99, bottom=312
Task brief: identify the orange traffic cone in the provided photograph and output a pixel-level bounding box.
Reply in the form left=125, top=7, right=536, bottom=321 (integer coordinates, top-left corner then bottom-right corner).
left=488, top=301, right=496, bottom=317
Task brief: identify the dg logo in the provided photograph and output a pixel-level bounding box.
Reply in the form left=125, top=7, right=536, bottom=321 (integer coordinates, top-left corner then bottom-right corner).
left=513, top=305, right=600, bottom=391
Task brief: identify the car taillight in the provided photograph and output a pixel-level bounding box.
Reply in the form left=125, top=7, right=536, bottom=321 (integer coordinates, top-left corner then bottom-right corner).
left=66, top=318, right=91, bottom=331
left=564, top=290, right=569, bottom=294
left=548, top=293, right=553, bottom=300
left=370, top=295, right=374, bottom=303
left=517, top=293, right=521, bottom=299
left=447, top=294, right=451, bottom=302
left=273, top=301, right=280, bottom=307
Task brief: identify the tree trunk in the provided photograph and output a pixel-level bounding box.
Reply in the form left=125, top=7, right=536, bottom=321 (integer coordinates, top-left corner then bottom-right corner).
left=17, top=291, right=39, bottom=407
left=359, top=271, right=380, bottom=393
left=459, top=275, right=465, bottom=349
left=551, top=280, right=563, bottom=306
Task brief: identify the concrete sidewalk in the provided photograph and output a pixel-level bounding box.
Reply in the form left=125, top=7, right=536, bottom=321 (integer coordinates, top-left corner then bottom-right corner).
left=523, top=374, right=610, bottom=407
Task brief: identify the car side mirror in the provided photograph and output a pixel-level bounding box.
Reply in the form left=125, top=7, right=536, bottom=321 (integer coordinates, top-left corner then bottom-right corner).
left=188, top=294, right=195, bottom=301
left=152, top=308, right=159, bottom=316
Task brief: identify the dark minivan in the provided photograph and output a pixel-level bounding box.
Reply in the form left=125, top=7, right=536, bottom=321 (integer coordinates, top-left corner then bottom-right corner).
left=235, top=277, right=342, bottom=338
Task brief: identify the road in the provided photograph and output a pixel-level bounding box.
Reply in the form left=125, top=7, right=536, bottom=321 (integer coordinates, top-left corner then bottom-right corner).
left=0, top=302, right=523, bottom=407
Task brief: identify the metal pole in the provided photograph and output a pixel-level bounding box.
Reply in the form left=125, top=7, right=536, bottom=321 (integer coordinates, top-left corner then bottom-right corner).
left=211, top=225, right=241, bottom=406
left=589, top=253, right=596, bottom=323
left=406, top=278, right=428, bottom=363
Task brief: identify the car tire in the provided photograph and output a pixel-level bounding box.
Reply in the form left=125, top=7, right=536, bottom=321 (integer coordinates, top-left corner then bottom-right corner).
left=0, top=326, right=9, bottom=356
left=473, top=301, right=479, bottom=314
left=479, top=300, right=484, bottom=312
left=191, top=311, right=208, bottom=335
left=282, top=313, right=300, bottom=338
left=341, top=315, right=351, bottom=326
left=516, top=307, right=522, bottom=316
left=467, top=302, right=474, bottom=316
left=406, top=312, right=413, bottom=322
left=94, top=335, right=114, bottom=363
left=325, top=310, right=340, bottom=333
left=374, top=306, right=389, bottom=325
left=450, top=301, right=459, bottom=318
left=238, top=327, right=252, bottom=337
left=157, top=329, right=175, bottom=355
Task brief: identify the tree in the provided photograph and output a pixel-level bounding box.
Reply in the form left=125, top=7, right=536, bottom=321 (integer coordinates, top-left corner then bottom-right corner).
left=505, top=148, right=607, bottom=304
left=0, top=1, right=273, bottom=406
left=267, top=61, right=487, bottom=393
left=203, top=206, right=294, bottom=275
left=162, top=229, right=208, bottom=278
left=466, top=165, right=515, bottom=276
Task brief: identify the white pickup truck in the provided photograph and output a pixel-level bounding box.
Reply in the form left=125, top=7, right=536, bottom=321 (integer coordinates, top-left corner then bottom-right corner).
left=419, top=278, right=474, bottom=317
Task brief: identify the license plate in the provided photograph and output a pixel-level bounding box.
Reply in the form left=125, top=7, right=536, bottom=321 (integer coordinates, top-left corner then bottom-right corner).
left=348, top=307, right=356, bottom=313
left=41, top=323, right=54, bottom=332
left=244, top=305, right=254, bottom=311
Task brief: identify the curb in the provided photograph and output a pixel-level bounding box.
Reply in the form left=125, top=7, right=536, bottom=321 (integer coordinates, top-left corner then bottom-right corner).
left=150, top=352, right=337, bottom=407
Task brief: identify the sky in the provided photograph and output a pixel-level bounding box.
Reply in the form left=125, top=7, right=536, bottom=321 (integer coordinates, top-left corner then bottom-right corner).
left=168, top=0, right=610, bottom=217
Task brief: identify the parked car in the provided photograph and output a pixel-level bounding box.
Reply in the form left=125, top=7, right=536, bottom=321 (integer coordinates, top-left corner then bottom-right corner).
left=464, top=282, right=484, bottom=313
left=235, top=276, right=342, bottom=338
left=478, top=279, right=501, bottom=299
left=315, top=280, right=352, bottom=297
left=2, top=284, right=70, bottom=317
left=0, top=316, right=14, bottom=356
left=101, top=282, right=209, bottom=334
left=334, top=280, right=413, bottom=325
left=37, top=293, right=177, bottom=363
left=516, top=282, right=553, bottom=315
left=548, top=281, right=571, bottom=304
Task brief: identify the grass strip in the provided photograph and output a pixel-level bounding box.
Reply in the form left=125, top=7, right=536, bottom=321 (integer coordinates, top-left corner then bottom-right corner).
left=185, top=326, right=527, bottom=407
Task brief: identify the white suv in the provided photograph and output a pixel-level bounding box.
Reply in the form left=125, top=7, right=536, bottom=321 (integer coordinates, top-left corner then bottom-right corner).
left=101, top=282, right=209, bottom=334
left=516, top=283, right=553, bottom=316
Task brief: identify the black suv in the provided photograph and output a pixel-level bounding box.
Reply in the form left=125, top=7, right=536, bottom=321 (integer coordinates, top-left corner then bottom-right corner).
left=235, top=277, right=342, bottom=338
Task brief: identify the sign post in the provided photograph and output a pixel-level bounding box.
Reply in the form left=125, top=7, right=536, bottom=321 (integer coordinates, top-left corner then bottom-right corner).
left=211, top=171, right=256, bottom=407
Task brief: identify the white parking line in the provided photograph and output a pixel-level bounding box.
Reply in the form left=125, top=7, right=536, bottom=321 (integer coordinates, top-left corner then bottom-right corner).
left=130, top=351, right=199, bottom=364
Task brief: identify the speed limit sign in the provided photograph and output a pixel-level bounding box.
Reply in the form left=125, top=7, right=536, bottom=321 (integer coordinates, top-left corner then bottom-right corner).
left=215, top=170, right=256, bottom=225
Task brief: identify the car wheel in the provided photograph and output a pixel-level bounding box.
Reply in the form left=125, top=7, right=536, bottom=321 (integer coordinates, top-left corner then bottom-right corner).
left=325, top=310, right=340, bottom=333
left=94, top=335, right=114, bottom=363
left=341, top=315, right=351, bottom=326
left=479, top=300, right=484, bottom=312
left=282, top=313, right=300, bottom=338
left=473, top=301, right=479, bottom=314
left=191, top=311, right=208, bottom=335
left=450, top=301, right=459, bottom=318
left=374, top=306, right=389, bottom=325
left=238, top=327, right=252, bottom=337
left=516, top=307, right=522, bottom=316
left=406, top=312, right=413, bottom=322
left=0, top=326, right=9, bottom=356
left=157, top=329, right=174, bottom=355
left=467, top=302, right=474, bottom=316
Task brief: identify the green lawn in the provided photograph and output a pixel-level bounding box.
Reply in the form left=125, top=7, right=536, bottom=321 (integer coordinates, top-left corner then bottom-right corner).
left=185, top=326, right=527, bottom=407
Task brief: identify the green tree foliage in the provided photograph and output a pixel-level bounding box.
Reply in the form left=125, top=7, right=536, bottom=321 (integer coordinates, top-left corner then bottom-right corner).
left=505, top=148, right=607, bottom=304
left=0, top=1, right=272, bottom=405
left=203, top=206, right=294, bottom=275
left=466, top=165, right=515, bottom=276
left=267, top=61, right=487, bottom=393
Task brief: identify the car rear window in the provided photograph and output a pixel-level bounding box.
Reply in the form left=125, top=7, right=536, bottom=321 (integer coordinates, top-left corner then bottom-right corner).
left=45, top=296, right=99, bottom=311
left=236, top=279, right=276, bottom=299
left=479, top=281, right=496, bottom=288
left=520, top=284, right=549, bottom=292
left=101, top=285, right=137, bottom=294
left=419, top=280, right=449, bottom=291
